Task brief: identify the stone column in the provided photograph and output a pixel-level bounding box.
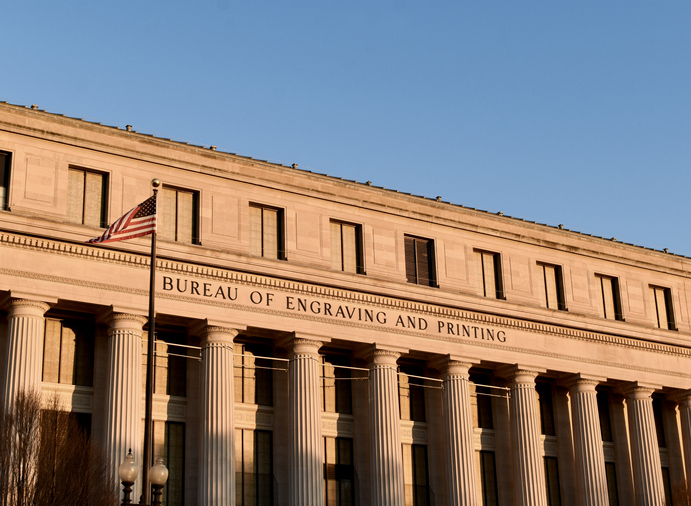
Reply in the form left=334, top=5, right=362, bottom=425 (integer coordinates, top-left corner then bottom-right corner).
left=567, top=377, right=608, bottom=506
left=198, top=325, right=239, bottom=506
left=103, top=313, right=146, bottom=499
left=1, top=298, right=51, bottom=413
left=284, top=336, right=325, bottom=506
left=676, top=391, right=691, bottom=493
left=503, top=367, right=548, bottom=506
left=625, top=384, right=665, bottom=506
left=368, top=348, right=405, bottom=506
left=440, top=359, right=479, bottom=506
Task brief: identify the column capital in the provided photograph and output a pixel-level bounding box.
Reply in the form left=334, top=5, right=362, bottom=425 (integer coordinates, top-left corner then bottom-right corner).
left=1, top=296, right=53, bottom=315
left=671, top=389, right=691, bottom=405
left=278, top=332, right=330, bottom=357
left=431, top=354, right=477, bottom=378
left=620, top=382, right=660, bottom=400
left=103, top=312, right=148, bottom=330
left=496, top=364, right=545, bottom=384
left=562, top=373, right=605, bottom=393
left=191, top=320, right=244, bottom=347
left=357, top=343, right=407, bottom=366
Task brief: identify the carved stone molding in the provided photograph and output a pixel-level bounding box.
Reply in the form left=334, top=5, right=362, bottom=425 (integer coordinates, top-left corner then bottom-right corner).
left=4, top=231, right=691, bottom=361
left=105, top=312, right=148, bottom=327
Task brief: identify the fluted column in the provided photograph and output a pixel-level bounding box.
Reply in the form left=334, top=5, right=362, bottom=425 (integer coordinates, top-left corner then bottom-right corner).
left=1, top=298, right=51, bottom=413
left=625, top=384, right=665, bottom=506
left=440, top=359, right=479, bottom=506
left=676, top=391, right=691, bottom=492
left=198, top=325, right=239, bottom=506
left=567, top=377, right=608, bottom=506
left=368, top=349, right=405, bottom=506
left=503, top=367, right=548, bottom=506
left=284, top=336, right=325, bottom=506
left=103, top=313, right=146, bottom=499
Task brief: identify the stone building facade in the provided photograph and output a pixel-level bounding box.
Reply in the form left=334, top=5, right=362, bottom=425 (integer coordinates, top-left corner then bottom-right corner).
left=0, top=101, right=689, bottom=506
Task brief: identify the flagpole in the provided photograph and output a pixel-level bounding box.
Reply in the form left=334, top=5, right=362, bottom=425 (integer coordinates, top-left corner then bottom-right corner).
left=142, top=178, right=160, bottom=505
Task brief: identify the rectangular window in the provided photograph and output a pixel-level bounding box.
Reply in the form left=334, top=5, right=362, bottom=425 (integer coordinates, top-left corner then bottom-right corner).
left=470, top=374, right=494, bottom=430
left=159, top=186, right=199, bottom=244
left=144, top=331, right=187, bottom=397
left=605, top=462, right=619, bottom=506
left=403, top=444, right=429, bottom=506
left=42, top=318, right=95, bottom=387
left=236, top=429, right=273, bottom=506
left=651, top=286, right=675, bottom=330
left=537, top=263, right=566, bottom=310
left=597, top=391, right=613, bottom=443
left=321, top=355, right=352, bottom=414
left=652, top=398, right=666, bottom=448
left=404, top=235, right=436, bottom=287
left=250, top=204, right=284, bottom=259
left=330, top=221, right=364, bottom=274
left=0, top=150, right=11, bottom=210
left=544, top=457, right=562, bottom=506
left=153, top=421, right=185, bottom=506
left=536, top=383, right=555, bottom=436
left=661, top=468, right=672, bottom=506
left=474, top=251, right=503, bottom=299
left=66, top=168, right=107, bottom=228
left=399, top=366, right=426, bottom=422
left=597, top=275, right=622, bottom=320
left=234, top=343, right=273, bottom=406
left=477, top=451, right=498, bottom=506
left=324, top=437, right=354, bottom=506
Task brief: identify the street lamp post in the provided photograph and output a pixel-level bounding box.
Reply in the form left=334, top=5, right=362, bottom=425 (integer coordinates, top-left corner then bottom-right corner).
left=118, top=449, right=169, bottom=506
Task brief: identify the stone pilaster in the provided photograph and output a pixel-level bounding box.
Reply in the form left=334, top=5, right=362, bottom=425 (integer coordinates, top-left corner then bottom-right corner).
left=198, top=325, right=239, bottom=506
left=103, top=313, right=147, bottom=499
left=502, top=367, right=548, bottom=506
left=368, top=348, right=405, bottom=506
left=439, top=359, right=479, bottom=506
left=284, top=336, right=325, bottom=506
left=567, top=377, right=608, bottom=506
left=675, top=391, right=691, bottom=493
left=625, top=385, right=665, bottom=506
left=1, top=298, right=51, bottom=413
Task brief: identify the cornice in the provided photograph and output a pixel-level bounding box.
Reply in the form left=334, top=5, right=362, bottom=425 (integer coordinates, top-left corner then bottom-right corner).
left=2, top=231, right=691, bottom=366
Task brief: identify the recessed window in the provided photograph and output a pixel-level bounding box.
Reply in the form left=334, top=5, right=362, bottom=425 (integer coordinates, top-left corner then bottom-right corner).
left=477, top=451, right=498, bottom=506
left=536, top=382, right=556, bottom=436
left=650, top=286, right=675, bottom=330
left=250, top=204, right=285, bottom=259
left=234, top=343, right=273, bottom=406
left=544, top=457, right=562, bottom=506
left=330, top=221, right=364, bottom=274
left=236, top=429, right=273, bottom=506
left=321, top=354, right=352, bottom=414
left=154, top=421, right=185, bottom=506
left=0, top=150, right=11, bottom=210
left=537, top=263, right=566, bottom=310
left=159, top=186, right=199, bottom=244
left=403, top=444, right=430, bottom=506
left=404, top=235, right=436, bottom=287
left=470, top=374, right=494, bottom=430
left=324, top=437, right=354, bottom=506
left=42, top=317, right=95, bottom=387
left=596, top=275, right=622, bottom=321
left=143, top=330, right=187, bottom=397
left=67, top=168, right=107, bottom=228
left=474, top=250, right=504, bottom=299
left=399, top=365, right=425, bottom=422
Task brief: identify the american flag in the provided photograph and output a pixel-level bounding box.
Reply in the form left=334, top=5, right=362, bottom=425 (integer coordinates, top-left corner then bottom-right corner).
left=87, top=195, right=157, bottom=243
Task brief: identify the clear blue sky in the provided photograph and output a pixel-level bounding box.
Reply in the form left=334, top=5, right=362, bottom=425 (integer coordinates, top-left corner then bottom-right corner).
left=2, top=2, right=690, bottom=254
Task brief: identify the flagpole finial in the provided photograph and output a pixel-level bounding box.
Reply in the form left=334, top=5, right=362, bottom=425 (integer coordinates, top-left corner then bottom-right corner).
left=151, top=178, right=161, bottom=189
